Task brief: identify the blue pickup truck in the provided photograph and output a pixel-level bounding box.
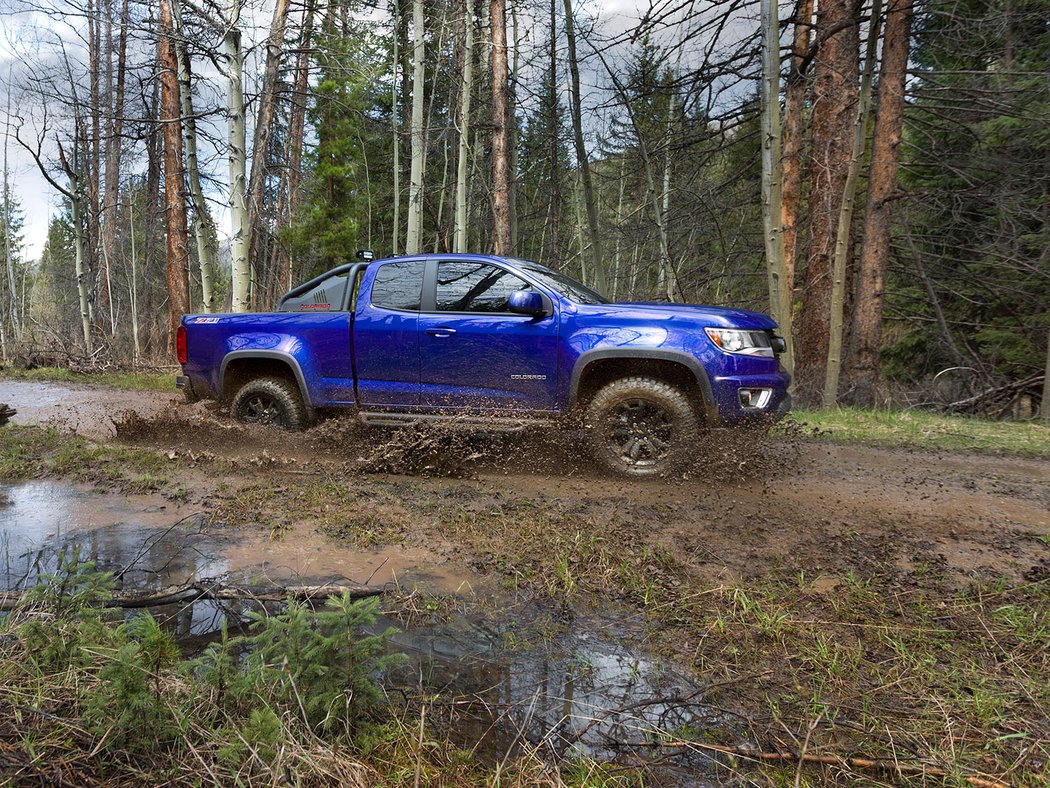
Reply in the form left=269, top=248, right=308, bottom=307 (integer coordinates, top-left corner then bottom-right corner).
left=177, top=254, right=790, bottom=476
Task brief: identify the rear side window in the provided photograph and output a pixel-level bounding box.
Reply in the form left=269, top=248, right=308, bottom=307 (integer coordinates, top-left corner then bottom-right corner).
left=435, top=262, right=529, bottom=312
left=371, top=261, right=425, bottom=311
left=285, top=273, right=348, bottom=311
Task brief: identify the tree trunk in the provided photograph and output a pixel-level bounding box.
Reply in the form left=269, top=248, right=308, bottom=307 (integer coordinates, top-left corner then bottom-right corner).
left=794, top=0, right=860, bottom=405
left=391, top=0, right=401, bottom=255
left=158, top=0, right=191, bottom=355
left=562, top=0, right=603, bottom=293
left=454, top=0, right=474, bottom=252
left=547, top=0, right=564, bottom=265
left=847, top=0, right=914, bottom=405
left=101, top=0, right=127, bottom=339
left=128, top=196, right=140, bottom=361
left=87, top=0, right=105, bottom=334
left=761, top=0, right=795, bottom=372
left=70, top=169, right=93, bottom=356
left=508, top=1, right=519, bottom=253
left=659, top=89, right=676, bottom=301
left=781, top=0, right=814, bottom=296
left=226, top=0, right=250, bottom=312
left=824, top=0, right=883, bottom=406
left=247, top=0, right=291, bottom=299
left=489, top=0, right=511, bottom=255
left=172, top=0, right=218, bottom=313
left=3, top=88, right=18, bottom=341
left=405, top=0, right=426, bottom=253
left=1041, top=332, right=1050, bottom=421
left=275, top=0, right=315, bottom=291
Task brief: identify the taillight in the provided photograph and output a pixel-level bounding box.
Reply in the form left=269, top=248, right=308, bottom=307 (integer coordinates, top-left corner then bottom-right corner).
left=176, top=325, right=187, bottom=364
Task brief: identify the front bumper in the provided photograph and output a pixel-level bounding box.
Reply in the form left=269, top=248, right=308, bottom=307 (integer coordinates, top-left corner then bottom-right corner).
left=711, top=371, right=792, bottom=425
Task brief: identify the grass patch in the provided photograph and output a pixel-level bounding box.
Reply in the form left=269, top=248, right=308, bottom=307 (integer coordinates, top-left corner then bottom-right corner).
left=0, top=365, right=174, bottom=391
left=791, top=407, right=1050, bottom=458
left=0, top=424, right=185, bottom=493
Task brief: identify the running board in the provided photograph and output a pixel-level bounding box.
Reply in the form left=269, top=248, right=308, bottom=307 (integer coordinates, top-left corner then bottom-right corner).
left=358, top=411, right=555, bottom=433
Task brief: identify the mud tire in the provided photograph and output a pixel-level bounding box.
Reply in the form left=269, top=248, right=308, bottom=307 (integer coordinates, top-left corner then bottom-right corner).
left=584, top=377, right=700, bottom=477
left=230, top=376, right=310, bottom=431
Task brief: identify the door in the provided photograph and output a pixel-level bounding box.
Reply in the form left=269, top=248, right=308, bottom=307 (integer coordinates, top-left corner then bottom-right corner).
left=417, top=260, right=560, bottom=411
left=352, top=259, right=426, bottom=407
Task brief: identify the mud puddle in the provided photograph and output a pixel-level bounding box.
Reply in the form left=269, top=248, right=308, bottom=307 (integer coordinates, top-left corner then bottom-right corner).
left=0, top=379, right=174, bottom=439
left=378, top=606, right=736, bottom=782
left=0, top=481, right=732, bottom=781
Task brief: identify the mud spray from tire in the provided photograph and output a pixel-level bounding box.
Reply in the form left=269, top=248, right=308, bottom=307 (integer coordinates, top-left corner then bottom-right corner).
left=112, top=399, right=810, bottom=482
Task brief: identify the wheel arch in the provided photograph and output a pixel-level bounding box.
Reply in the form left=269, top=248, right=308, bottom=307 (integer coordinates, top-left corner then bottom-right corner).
left=219, top=350, right=313, bottom=407
left=570, top=349, right=715, bottom=420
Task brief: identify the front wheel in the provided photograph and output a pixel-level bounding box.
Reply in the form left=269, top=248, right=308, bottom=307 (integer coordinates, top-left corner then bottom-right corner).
left=230, top=376, right=310, bottom=431
left=584, top=377, right=701, bottom=477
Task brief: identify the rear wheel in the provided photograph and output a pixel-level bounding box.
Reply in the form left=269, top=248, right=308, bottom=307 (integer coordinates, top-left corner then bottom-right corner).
left=584, top=377, right=701, bottom=477
left=230, top=376, right=310, bottom=431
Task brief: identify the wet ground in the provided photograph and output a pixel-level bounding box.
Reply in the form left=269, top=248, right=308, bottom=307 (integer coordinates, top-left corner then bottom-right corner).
left=0, top=477, right=736, bottom=781
left=1, top=377, right=1048, bottom=783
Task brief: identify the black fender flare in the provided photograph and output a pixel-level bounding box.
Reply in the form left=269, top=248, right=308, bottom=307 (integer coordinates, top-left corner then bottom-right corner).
left=219, top=350, right=313, bottom=408
left=569, top=348, right=716, bottom=418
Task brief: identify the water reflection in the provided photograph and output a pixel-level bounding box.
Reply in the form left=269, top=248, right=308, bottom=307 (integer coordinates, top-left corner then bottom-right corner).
left=383, top=612, right=732, bottom=773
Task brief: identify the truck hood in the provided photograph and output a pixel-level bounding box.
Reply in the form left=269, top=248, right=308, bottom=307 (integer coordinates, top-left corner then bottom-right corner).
left=580, top=301, right=779, bottom=330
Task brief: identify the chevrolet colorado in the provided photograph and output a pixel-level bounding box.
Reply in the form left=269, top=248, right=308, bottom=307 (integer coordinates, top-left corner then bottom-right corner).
left=177, top=254, right=790, bottom=476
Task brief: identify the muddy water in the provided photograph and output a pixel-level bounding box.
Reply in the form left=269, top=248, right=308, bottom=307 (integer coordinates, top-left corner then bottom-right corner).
left=0, top=480, right=731, bottom=780
left=0, top=379, right=173, bottom=438
left=383, top=610, right=733, bottom=778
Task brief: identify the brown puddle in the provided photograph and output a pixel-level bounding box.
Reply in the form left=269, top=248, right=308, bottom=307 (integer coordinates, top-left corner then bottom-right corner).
left=0, top=479, right=737, bottom=782
left=0, top=480, right=469, bottom=595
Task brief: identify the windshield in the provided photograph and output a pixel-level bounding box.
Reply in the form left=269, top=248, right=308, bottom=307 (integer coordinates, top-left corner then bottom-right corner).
left=512, top=260, right=610, bottom=305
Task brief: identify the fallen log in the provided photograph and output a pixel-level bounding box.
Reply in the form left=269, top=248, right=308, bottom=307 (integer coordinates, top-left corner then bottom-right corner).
left=0, top=581, right=389, bottom=612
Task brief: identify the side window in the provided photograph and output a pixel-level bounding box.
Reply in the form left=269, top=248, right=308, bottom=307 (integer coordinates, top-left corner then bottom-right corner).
left=371, top=261, right=425, bottom=311
left=286, top=273, right=348, bottom=311
left=435, top=262, right=530, bottom=313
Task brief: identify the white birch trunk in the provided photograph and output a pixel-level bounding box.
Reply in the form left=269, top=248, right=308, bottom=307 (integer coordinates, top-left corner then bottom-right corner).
left=227, top=0, right=250, bottom=312
left=454, top=0, right=473, bottom=252
left=71, top=169, right=93, bottom=355
left=405, top=0, right=426, bottom=254
left=172, top=0, right=218, bottom=312
left=129, top=195, right=140, bottom=361
left=659, top=90, right=676, bottom=301
left=760, top=0, right=794, bottom=373
left=3, top=87, right=18, bottom=338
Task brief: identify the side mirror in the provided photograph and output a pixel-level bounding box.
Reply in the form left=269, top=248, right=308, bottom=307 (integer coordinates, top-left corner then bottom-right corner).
left=508, top=290, right=549, bottom=317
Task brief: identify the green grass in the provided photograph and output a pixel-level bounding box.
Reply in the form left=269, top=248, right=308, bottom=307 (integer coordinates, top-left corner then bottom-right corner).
left=791, top=407, right=1050, bottom=458
left=0, top=425, right=192, bottom=494
left=0, top=366, right=174, bottom=391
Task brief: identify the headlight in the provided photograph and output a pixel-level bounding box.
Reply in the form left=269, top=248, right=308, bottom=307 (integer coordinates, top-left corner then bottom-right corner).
left=704, top=327, right=774, bottom=358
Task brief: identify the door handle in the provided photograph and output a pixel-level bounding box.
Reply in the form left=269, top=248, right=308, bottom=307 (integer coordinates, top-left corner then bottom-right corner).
left=425, top=327, right=457, bottom=337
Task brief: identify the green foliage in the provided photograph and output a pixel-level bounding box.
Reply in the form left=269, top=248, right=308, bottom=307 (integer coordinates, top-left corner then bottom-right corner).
left=83, top=615, right=180, bottom=749
left=889, top=0, right=1050, bottom=384
left=17, top=549, right=116, bottom=671
left=234, top=591, right=405, bottom=737
left=4, top=559, right=406, bottom=775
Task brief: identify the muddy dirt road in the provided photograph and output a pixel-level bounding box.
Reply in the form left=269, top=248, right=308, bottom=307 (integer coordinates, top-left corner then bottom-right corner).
left=4, top=377, right=1046, bottom=592
left=2, top=377, right=1048, bottom=784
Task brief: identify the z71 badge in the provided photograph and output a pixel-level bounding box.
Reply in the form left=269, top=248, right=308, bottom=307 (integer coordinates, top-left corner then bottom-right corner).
left=193, top=317, right=221, bottom=324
